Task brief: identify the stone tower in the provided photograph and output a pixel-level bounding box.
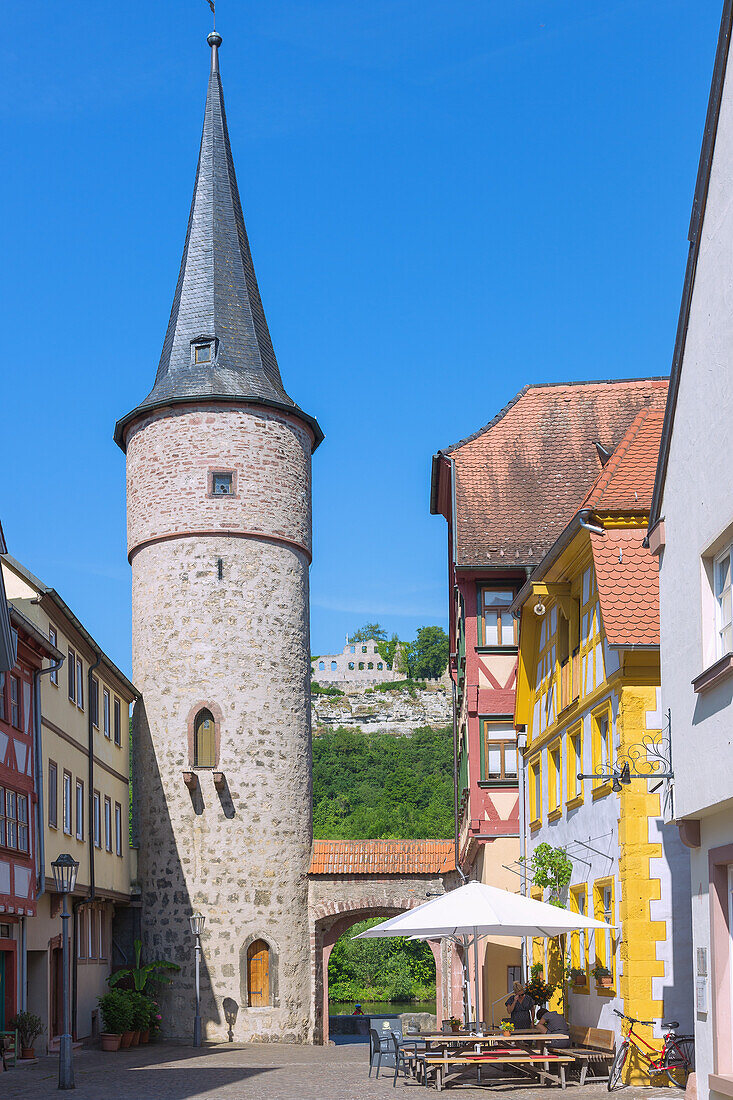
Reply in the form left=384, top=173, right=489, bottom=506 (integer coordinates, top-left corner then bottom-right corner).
left=115, top=31, right=321, bottom=1043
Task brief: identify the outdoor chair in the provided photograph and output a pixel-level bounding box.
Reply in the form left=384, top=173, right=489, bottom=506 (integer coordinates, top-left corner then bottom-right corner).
left=390, top=1032, right=412, bottom=1086
left=369, top=1027, right=394, bottom=1078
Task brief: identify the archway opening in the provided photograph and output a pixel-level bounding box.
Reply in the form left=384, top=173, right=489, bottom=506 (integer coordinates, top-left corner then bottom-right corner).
left=328, top=917, right=436, bottom=1020
left=193, top=708, right=216, bottom=768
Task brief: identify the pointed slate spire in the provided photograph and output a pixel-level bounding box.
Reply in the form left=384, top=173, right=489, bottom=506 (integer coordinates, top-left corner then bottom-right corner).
left=115, top=31, right=321, bottom=450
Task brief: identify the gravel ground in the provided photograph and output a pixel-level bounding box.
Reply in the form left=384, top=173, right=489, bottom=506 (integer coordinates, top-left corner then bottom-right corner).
left=0, top=1040, right=686, bottom=1100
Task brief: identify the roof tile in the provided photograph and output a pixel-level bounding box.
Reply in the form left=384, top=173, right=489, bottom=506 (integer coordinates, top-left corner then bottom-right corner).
left=309, top=839, right=456, bottom=876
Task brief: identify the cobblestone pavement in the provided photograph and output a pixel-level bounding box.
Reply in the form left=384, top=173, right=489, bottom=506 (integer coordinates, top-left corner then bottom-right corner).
left=0, top=1042, right=685, bottom=1100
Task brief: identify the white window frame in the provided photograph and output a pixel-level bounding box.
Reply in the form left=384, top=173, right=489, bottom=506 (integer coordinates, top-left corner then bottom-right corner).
left=115, top=803, right=123, bottom=856
left=93, top=790, right=101, bottom=848
left=75, top=779, right=84, bottom=841
left=63, top=772, right=72, bottom=835
left=49, top=627, right=58, bottom=685
left=76, top=657, right=84, bottom=711
left=103, top=689, right=110, bottom=738
left=714, top=545, right=733, bottom=660
left=104, top=797, right=112, bottom=852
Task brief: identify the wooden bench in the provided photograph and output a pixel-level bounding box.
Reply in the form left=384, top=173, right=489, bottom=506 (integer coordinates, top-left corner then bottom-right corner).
left=422, top=1051, right=575, bottom=1091
left=567, top=1026, right=615, bottom=1084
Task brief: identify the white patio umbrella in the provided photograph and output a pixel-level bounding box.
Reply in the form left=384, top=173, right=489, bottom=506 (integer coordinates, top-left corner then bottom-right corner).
left=357, top=880, right=613, bottom=1030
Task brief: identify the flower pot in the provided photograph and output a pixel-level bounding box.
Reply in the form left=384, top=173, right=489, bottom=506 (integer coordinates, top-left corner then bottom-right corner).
left=450, top=1025, right=461, bottom=1034
left=101, top=1033, right=122, bottom=1052
left=140, top=1029, right=150, bottom=1044
left=120, top=1031, right=134, bottom=1049
left=130, top=1030, right=140, bottom=1047
left=21, top=1048, right=35, bottom=1060
left=596, top=976, right=612, bottom=988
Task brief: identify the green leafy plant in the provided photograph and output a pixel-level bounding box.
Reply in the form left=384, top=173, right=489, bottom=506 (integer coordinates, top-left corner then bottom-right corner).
left=310, top=682, right=345, bottom=697
left=8, top=1011, right=44, bottom=1048
left=521, top=843, right=573, bottom=906
left=567, top=966, right=587, bottom=984
left=525, top=963, right=557, bottom=1005
left=126, top=990, right=153, bottom=1030
left=108, top=939, right=180, bottom=994
left=98, top=990, right=134, bottom=1034
left=591, top=963, right=611, bottom=980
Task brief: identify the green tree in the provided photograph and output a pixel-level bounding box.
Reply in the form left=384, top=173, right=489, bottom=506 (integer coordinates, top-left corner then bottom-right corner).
left=376, top=633, right=400, bottom=670
left=349, top=623, right=388, bottom=642
left=402, top=626, right=449, bottom=680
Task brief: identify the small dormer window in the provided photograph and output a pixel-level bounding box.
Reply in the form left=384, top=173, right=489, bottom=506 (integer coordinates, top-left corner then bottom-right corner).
left=212, top=473, right=233, bottom=496
left=194, top=344, right=212, bottom=364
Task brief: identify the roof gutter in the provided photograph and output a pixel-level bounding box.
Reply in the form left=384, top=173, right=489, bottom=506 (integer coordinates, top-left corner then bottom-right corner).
left=511, top=512, right=588, bottom=615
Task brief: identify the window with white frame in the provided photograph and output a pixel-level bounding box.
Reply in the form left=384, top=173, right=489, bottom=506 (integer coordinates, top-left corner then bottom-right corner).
left=714, top=546, right=733, bottom=658
left=104, top=797, right=112, bottom=852
left=76, top=657, right=84, bottom=710
left=93, top=790, right=101, bottom=848
left=481, top=719, right=518, bottom=780
left=103, top=689, right=110, bottom=738
left=49, top=626, right=58, bottom=684
left=479, top=589, right=517, bottom=647
left=63, top=772, right=72, bottom=835
left=115, top=803, right=123, bottom=856
left=75, top=779, right=84, bottom=840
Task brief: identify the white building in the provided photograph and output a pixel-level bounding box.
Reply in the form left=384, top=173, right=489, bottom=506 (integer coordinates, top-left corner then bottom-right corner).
left=312, top=639, right=402, bottom=686
left=648, top=5, right=733, bottom=1097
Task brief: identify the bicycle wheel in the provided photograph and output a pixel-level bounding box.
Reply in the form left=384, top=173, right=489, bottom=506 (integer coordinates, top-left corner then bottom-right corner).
left=608, top=1040, right=630, bottom=1090
left=662, top=1037, right=695, bottom=1088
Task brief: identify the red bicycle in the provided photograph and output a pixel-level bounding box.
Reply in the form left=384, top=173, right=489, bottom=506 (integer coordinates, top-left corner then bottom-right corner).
left=608, top=1009, right=694, bottom=1090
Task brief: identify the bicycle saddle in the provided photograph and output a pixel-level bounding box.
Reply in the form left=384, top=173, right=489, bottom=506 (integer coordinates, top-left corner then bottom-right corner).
left=662, top=1021, right=679, bottom=1030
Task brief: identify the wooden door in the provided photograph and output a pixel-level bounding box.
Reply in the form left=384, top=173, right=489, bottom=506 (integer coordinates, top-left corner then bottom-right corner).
left=247, top=940, right=270, bottom=1006
left=50, top=946, right=63, bottom=1038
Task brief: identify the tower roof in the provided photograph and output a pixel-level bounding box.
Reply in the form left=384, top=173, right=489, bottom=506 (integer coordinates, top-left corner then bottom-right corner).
left=115, top=31, right=322, bottom=451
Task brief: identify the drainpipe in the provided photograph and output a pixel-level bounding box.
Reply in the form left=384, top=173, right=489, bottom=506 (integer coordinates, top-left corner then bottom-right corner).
left=87, top=654, right=102, bottom=902
left=451, top=671, right=466, bottom=886
left=516, top=731, right=528, bottom=982
left=578, top=510, right=605, bottom=537
left=71, top=652, right=102, bottom=1042
left=20, top=917, right=26, bottom=1011
left=33, top=656, right=64, bottom=900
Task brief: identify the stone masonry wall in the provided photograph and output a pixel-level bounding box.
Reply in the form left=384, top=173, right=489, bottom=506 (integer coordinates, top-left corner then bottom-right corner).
left=130, top=405, right=314, bottom=1043
left=125, top=403, right=313, bottom=558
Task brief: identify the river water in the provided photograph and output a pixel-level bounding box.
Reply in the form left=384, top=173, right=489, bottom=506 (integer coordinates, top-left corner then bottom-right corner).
left=330, top=999, right=437, bottom=1017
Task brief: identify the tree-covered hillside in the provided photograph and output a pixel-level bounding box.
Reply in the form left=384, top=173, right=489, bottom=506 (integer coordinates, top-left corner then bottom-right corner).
left=312, top=725, right=454, bottom=839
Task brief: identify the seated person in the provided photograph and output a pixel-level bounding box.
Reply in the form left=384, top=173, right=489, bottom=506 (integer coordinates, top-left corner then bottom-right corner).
left=504, top=981, right=534, bottom=1030
left=352, top=1004, right=364, bottom=1016
left=535, top=1006, right=570, bottom=1048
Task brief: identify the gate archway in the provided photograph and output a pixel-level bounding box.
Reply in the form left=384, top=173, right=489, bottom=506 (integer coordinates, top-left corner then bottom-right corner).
left=308, top=840, right=457, bottom=1043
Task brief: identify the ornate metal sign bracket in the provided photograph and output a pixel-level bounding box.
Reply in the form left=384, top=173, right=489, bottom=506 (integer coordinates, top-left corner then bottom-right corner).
left=577, top=710, right=673, bottom=795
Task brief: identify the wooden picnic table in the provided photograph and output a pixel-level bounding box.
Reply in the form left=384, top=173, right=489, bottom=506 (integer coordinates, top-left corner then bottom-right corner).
left=417, top=1032, right=573, bottom=1091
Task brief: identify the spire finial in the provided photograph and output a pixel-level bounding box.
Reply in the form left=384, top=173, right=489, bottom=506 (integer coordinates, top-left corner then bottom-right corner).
left=207, top=30, right=222, bottom=74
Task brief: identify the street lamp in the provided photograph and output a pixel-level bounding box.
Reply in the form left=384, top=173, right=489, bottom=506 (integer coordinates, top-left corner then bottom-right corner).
left=51, top=853, right=79, bottom=1090
left=188, top=912, right=206, bottom=1047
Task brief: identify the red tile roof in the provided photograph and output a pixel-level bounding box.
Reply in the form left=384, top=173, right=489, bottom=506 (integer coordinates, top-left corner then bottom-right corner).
left=582, top=408, right=665, bottom=513
left=309, top=839, right=456, bottom=876
left=440, top=378, right=668, bottom=568
left=591, top=529, right=659, bottom=646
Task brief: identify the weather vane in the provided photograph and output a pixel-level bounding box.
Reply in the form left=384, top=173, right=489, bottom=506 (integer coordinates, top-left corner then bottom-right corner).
left=205, top=0, right=216, bottom=30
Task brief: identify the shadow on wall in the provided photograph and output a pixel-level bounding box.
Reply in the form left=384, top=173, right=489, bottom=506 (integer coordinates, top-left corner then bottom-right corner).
left=656, top=817, right=694, bottom=1032
left=132, top=698, right=221, bottom=1037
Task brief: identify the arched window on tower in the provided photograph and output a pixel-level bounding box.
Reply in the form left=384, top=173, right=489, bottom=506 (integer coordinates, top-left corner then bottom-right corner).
left=194, top=709, right=216, bottom=768
left=247, top=939, right=271, bottom=1006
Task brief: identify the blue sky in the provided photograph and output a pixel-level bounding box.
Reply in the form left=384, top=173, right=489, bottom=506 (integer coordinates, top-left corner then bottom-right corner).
left=0, top=0, right=723, bottom=676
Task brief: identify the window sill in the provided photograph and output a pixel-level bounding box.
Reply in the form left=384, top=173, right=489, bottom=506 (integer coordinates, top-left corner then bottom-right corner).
left=566, top=795, right=584, bottom=811
left=592, top=783, right=612, bottom=801
left=692, top=653, right=733, bottom=694
left=478, top=779, right=520, bottom=788
left=710, top=1074, right=733, bottom=1098
left=475, top=645, right=518, bottom=655
left=547, top=808, right=562, bottom=823
left=529, top=818, right=542, bottom=832
left=594, top=983, right=615, bottom=997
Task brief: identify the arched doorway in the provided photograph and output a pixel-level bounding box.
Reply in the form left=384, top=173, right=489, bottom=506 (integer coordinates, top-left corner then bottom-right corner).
left=246, top=939, right=270, bottom=1006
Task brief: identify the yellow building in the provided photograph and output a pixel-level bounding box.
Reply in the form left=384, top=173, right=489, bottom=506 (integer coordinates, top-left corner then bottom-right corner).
left=513, top=409, right=693, bottom=1080
left=1, top=554, right=137, bottom=1049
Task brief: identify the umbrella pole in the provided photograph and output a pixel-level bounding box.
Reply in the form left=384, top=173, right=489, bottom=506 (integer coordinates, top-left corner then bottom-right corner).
left=473, top=928, right=481, bottom=1031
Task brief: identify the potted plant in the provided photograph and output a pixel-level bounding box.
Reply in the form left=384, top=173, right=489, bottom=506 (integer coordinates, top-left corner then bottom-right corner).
left=8, top=1012, right=43, bottom=1059
left=98, top=990, right=133, bottom=1052
left=128, top=991, right=152, bottom=1045
left=108, top=938, right=180, bottom=995
left=525, top=963, right=556, bottom=1006
left=592, top=964, right=612, bottom=988
left=499, top=1019, right=515, bottom=1035
left=448, top=1016, right=462, bottom=1034
left=569, top=967, right=587, bottom=986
